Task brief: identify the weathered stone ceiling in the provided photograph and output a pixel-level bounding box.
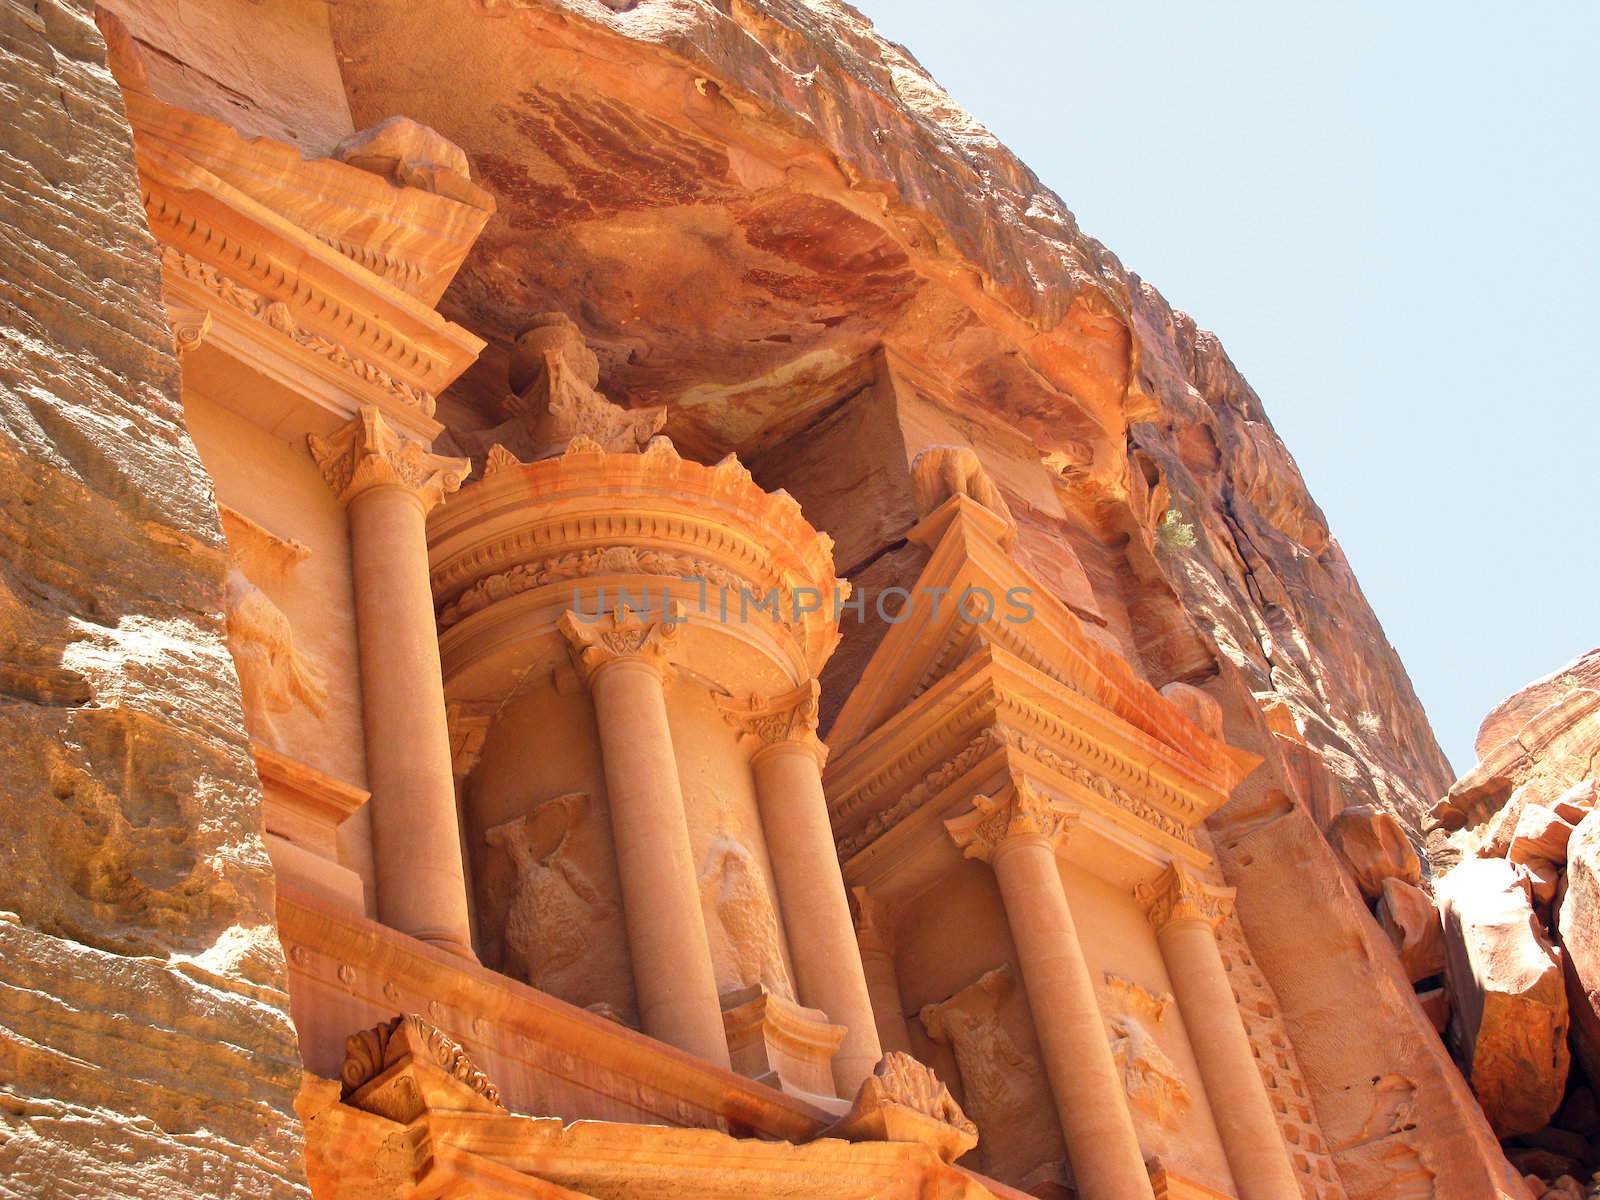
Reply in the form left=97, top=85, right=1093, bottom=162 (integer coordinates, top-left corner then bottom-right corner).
left=329, top=0, right=1126, bottom=464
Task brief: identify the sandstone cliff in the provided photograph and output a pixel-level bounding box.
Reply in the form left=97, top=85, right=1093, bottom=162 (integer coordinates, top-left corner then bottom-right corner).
left=315, top=0, right=1454, bottom=844
left=0, top=2, right=304, bottom=1194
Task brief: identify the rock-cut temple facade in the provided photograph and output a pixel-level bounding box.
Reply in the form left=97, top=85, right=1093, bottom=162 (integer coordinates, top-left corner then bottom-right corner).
left=0, top=2, right=1585, bottom=1200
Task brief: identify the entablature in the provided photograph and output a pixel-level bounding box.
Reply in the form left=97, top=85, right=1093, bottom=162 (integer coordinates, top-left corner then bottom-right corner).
left=128, top=89, right=488, bottom=446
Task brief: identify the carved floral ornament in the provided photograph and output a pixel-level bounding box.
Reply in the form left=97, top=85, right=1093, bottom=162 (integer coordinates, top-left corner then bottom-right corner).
left=557, top=603, right=683, bottom=683
left=341, top=1013, right=504, bottom=1109
left=307, top=406, right=470, bottom=510
left=1134, top=861, right=1236, bottom=933
left=716, top=680, right=826, bottom=764
left=944, top=777, right=1077, bottom=863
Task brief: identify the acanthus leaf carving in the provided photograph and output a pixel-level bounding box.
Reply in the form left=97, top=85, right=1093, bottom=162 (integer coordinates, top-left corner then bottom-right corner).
left=1135, top=861, right=1235, bottom=933
left=557, top=603, right=682, bottom=683
left=717, top=680, right=825, bottom=764
left=307, top=405, right=469, bottom=510
left=340, top=1013, right=504, bottom=1113
left=944, top=777, right=1076, bottom=863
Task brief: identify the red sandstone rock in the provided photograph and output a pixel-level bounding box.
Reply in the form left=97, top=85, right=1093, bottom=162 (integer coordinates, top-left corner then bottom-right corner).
left=1376, top=877, right=1446, bottom=983
left=1509, top=805, right=1579, bottom=865
left=1559, top=810, right=1600, bottom=1089
left=1327, top=804, right=1422, bottom=900
left=1437, top=858, right=1570, bottom=1136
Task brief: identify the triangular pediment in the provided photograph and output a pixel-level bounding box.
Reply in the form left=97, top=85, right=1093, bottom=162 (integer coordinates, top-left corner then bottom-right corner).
left=828, top=496, right=1257, bottom=795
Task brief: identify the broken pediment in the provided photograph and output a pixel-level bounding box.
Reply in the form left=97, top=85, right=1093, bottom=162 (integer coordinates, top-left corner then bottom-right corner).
left=827, top=492, right=1258, bottom=794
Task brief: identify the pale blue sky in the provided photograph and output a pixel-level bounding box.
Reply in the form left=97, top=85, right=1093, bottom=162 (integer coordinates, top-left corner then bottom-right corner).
left=858, top=1, right=1599, bottom=773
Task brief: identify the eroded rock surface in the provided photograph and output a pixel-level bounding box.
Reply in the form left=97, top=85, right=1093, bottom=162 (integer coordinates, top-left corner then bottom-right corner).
left=0, top=2, right=304, bottom=1194
left=1437, top=858, right=1569, bottom=1136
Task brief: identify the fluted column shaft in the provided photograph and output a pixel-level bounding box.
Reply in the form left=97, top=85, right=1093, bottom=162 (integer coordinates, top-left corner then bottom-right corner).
left=948, top=784, right=1153, bottom=1200
left=566, top=611, right=729, bottom=1067
left=310, top=407, right=474, bottom=956
left=1141, top=864, right=1299, bottom=1200
left=751, top=735, right=883, bottom=1094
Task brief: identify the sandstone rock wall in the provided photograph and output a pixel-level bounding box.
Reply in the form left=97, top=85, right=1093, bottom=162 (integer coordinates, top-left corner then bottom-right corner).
left=0, top=2, right=304, bottom=1194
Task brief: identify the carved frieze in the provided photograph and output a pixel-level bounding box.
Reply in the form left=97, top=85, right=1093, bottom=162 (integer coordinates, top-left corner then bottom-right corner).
left=441, top=545, right=774, bottom=629
left=158, top=245, right=438, bottom=416
left=307, top=405, right=470, bottom=510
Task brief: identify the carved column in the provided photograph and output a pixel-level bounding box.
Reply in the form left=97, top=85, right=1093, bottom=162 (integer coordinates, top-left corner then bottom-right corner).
left=722, top=683, right=883, bottom=1095
left=560, top=607, right=729, bottom=1068
left=853, top=886, right=913, bottom=1055
left=1137, top=862, right=1299, bottom=1200
left=309, top=406, right=474, bottom=956
left=946, top=781, right=1154, bottom=1200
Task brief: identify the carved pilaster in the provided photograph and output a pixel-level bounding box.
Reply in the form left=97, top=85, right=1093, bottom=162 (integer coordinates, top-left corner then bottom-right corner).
left=717, top=680, right=826, bottom=767
left=558, top=604, right=683, bottom=684
left=944, top=778, right=1076, bottom=863
left=307, top=405, right=470, bottom=511
left=852, top=885, right=895, bottom=960
left=445, top=699, right=497, bottom=782
left=1135, top=861, right=1235, bottom=933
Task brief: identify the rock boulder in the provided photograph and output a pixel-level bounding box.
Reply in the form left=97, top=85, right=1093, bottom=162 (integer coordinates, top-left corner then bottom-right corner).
left=1328, top=804, right=1422, bottom=900
left=1558, top=810, right=1600, bottom=1087
left=1437, top=857, right=1570, bottom=1136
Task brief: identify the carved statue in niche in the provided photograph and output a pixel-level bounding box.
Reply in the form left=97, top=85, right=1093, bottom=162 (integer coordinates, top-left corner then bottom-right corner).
left=909, top=444, right=1017, bottom=537
left=484, top=792, right=629, bottom=1016
left=1099, top=973, right=1190, bottom=1131
left=698, top=833, right=794, bottom=1002
left=919, top=965, right=1059, bottom=1177
left=497, top=312, right=666, bottom=458
left=218, top=505, right=327, bottom=744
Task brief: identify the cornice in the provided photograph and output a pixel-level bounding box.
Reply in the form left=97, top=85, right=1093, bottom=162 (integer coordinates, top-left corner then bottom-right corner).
left=827, top=648, right=1215, bottom=857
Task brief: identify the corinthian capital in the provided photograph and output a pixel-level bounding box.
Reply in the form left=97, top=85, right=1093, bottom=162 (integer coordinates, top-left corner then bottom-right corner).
left=307, top=406, right=470, bottom=511
left=1135, top=861, right=1235, bottom=933
left=944, top=777, right=1075, bottom=863
left=558, top=603, right=682, bottom=684
left=717, top=680, right=826, bottom=765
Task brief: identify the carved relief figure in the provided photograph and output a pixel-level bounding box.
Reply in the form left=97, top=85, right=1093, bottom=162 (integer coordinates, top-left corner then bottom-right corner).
left=698, top=834, right=794, bottom=1001
left=1107, top=1016, right=1190, bottom=1129
left=218, top=506, right=326, bottom=743
left=910, top=444, right=1016, bottom=535
left=919, top=965, right=1059, bottom=1176
left=1098, top=973, right=1190, bottom=1130
left=502, top=312, right=665, bottom=457
left=485, top=793, right=628, bottom=1014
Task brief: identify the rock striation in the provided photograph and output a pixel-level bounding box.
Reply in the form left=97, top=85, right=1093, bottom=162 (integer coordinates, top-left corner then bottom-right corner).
left=0, top=2, right=304, bottom=1195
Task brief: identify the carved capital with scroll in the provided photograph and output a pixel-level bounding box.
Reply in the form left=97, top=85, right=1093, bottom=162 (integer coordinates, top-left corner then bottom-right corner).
left=307, top=405, right=470, bottom=512
left=716, top=680, right=826, bottom=767
left=1135, top=861, right=1235, bottom=933
left=558, top=603, right=683, bottom=685
left=944, top=777, right=1076, bottom=864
